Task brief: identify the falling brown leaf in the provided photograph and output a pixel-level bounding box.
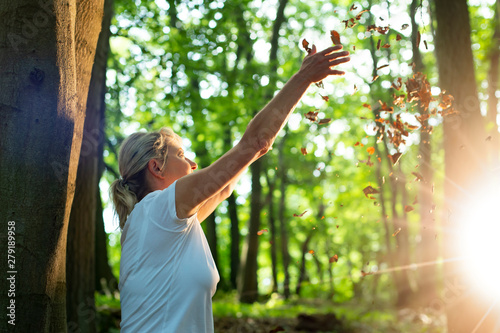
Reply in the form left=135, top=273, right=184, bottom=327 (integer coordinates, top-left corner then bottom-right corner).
left=412, top=172, right=424, bottom=182
left=382, top=43, right=391, bottom=48
left=363, top=185, right=380, bottom=198
left=302, top=39, right=312, bottom=54
left=304, top=110, right=319, bottom=122
left=417, top=31, right=421, bottom=48
left=401, top=23, right=409, bottom=30
left=355, top=9, right=370, bottom=20
left=329, top=254, right=339, bottom=263
left=377, top=39, right=382, bottom=50
left=404, top=205, right=414, bottom=212
left=396, top=34, right=402, bottom=41
left=320, top=94, right=329, bottom=102
left=392, top=227, right=402, bottom=237
left=372, top=75, right=379, bottom=82
left=352, top=84, right=358, bottom=95
left=353, top=45, right=356, bottom=50
left=308, top=250, right=315, bottom=255
left=330, top=30, right=341, bottom=45
left=318, top=118, right=332, bottom=125
left=367, top=147, right=375, bottom=155
left=294, top=210, right=308, bottom=217
left=362, top=103, right=372, bottom=109
left=424, top=40, right=428, bottom=50
left=257, top=228, right=268, bottom=235
left=389, top=152, right=402, bottom=165
left=301, top=147, right=308, bottom=155
left=376, top=64, right=389, bottom=70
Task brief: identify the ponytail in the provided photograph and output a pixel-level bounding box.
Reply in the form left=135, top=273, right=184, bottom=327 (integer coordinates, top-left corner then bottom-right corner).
left=109, top=128, right=181, bottom=229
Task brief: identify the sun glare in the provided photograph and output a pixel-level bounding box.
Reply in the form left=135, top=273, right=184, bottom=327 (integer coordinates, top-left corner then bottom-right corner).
left=458, top=177, right=500, bottom=298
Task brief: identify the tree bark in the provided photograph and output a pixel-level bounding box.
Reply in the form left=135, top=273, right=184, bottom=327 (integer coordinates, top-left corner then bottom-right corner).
left=0, top=0, right=103, bottom=331
left=410, top=0, right=438, bottom=306
left=227, top=192, right=240, bottom=290
left=433, top=0, right=497, bottom=331
left=66, top=0, right=112, bottom=330
left=238, top=159, right=262, bottom=303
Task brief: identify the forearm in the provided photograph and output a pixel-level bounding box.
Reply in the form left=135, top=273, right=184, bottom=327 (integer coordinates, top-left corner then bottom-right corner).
left=241, top=72, right=311, bottom=157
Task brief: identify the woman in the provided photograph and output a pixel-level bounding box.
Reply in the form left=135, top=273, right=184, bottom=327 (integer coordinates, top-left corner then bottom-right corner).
left=111, top=44, right=350, bottom=332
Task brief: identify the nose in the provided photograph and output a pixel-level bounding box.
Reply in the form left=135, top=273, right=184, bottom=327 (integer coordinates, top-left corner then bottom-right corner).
left=188, top=158, right=197, bottom=170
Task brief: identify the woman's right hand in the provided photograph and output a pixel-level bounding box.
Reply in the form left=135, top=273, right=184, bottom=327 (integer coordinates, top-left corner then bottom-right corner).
left=297, top=44, right=350, bottom=84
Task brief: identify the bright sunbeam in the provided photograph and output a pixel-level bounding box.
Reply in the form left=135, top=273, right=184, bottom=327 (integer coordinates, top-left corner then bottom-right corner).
left=458, top=176, right=500, bottom=298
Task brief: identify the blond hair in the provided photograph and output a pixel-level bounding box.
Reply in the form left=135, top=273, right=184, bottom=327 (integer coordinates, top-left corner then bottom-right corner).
left=110, top=127, right=181, bottom=229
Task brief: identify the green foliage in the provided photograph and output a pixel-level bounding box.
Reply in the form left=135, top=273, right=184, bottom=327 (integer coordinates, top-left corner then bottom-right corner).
left=99, top=0, right=498, bottom=329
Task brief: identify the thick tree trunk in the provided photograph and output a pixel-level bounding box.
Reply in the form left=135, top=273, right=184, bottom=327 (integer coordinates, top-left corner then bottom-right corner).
left=0, top=0, right=103, bottom=331
left=66, top=0, right=112, bottom=330
left=433, top=0, right=498, bottom=331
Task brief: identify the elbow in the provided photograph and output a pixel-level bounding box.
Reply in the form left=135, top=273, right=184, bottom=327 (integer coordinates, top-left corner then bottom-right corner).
left=240, top=132, right=273, bottom=159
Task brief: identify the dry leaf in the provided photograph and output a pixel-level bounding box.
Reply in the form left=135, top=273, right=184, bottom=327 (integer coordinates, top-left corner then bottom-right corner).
left=318, top=118, right=332, bottom=125
left=389, top=152, right=402, bottom=165
left=330, top=30, right=341, bottom=45
left=392, top=227, right=402, bottom=237
left=304, top=111, right=319, bottom=122
left=401, top=23, right=409, bottom=30
left=320, top=94, right=329, bottom=102
left=294, top=210, right=308, bottom=217
left=302, top=39, right=312, bottom=54
left=301, top=147, right=308, bottom=155
left=377, top=39, right=382, bottom=50
left=367, top=147, right=375, bottom=155
left=376, top=64, right=389, bottom=70
left=329, top=254, right=339, bottom=263
left=404, top=205, right=414, bottom=212
left=257, top=228, right=268, bottom=235
left=363, top=185, right=379, bottom=198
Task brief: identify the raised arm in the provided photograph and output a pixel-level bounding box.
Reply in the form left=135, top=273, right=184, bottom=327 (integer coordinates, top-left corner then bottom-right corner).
left=176, top=45, right=350, bottom=219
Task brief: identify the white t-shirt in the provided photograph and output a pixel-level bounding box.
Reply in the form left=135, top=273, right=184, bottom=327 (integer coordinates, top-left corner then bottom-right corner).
left=119, top=181, right=220, bottom=332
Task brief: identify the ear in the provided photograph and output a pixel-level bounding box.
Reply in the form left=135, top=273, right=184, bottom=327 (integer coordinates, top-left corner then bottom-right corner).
left=147, top=159, right=165, bottom=179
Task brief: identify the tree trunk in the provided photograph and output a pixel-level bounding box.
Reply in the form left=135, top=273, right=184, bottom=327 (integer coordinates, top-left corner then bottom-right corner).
left=238, top=159, right=263, bottom=303
left=277, top=133, right=291, bottom=299
left=433, top=0, right=496, bottom=331
left=264, top=169, right=279, bottom=293
left=486, top=2, right=500, bottom=166
left=0, top=0, right=103, bottom=331
left=227, top=192, right=240, bottom=290
left=410, top=0, right=438, bottom=306
left=66, top=0, right=112, bottom=330
left=296, top=231, right=313, bottom=296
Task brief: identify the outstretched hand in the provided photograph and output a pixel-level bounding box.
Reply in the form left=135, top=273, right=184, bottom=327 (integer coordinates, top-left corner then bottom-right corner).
left=298, top=44, right=350, bottom=84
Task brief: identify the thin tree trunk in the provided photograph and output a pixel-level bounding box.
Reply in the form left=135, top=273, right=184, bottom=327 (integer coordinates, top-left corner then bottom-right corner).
left=487, top=2, right=500, bottom=166
left=239, top=159, right=263, bottom=303
left=296, top=231, right=313, bottom=296
left=277, top=133, right=291, bottom=299
left=227, top=192, right=240, bottom=290
left=264, top=170, right=279, bottom=293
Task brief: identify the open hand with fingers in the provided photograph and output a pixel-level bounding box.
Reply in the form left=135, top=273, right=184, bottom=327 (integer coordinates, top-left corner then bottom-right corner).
left=298, top=44, right=350, bottom=84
